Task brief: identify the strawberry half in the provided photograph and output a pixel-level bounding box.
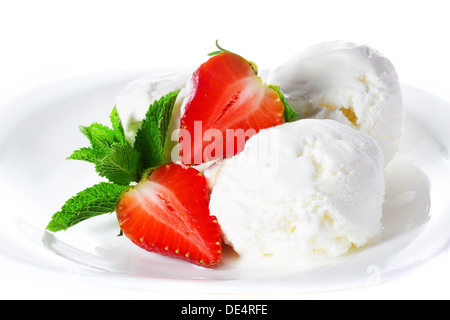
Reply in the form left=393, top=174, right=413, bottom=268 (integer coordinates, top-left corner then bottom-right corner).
left=116, top=163, right=222, bottom=268
left=179, top=50, right=286, bottom=165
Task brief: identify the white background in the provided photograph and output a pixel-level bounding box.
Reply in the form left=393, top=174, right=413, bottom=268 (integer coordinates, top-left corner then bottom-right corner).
left=1, top=0, right=449, bottom=299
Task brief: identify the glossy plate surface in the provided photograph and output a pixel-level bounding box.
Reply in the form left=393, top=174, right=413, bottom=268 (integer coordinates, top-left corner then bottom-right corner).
left=0, top=70, right=449, bottom=294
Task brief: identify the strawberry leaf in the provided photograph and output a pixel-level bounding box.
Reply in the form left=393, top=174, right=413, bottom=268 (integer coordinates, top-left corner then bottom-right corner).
left=207, top=41, right=258, bottom=75
left=46, top=182, right=129, bottom=232
left=269, top=84, right=299, bottom=122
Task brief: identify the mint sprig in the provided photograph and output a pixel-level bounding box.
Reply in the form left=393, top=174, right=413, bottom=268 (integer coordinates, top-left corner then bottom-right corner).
left=47, top=90, right=181, bottom=232
left=95, top=143, right=141, bottom=185
left=46, top=182, right=129, bottom=232
left=67, top=106, right=140, bottom=185
left=134, top=89, right=180, bottom=170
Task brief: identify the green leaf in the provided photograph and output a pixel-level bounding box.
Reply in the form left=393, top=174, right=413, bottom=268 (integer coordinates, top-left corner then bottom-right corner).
left=134, top=89, right=180, bottom=169
left=110, top=106, right=126, bottom=145
left=46, top=182, right=129, bottom=232
left=67, top=107, right=141, bottom=184
left=95, top=143, right=141, bottom=185
left=67, top=146, right=103, bottom=163
left=207, top=50, right=222, bottom=57
left=207, top=40, right=231, bottom=57
left=207, top=40, right=258, bottom=75
left=80, top=123, right=117, bottom=150
left=269, top=84, right=299, bottom=122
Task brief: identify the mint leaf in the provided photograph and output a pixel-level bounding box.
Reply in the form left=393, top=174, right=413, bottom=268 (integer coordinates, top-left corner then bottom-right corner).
left=68, top=107, right=129, bottom=164
left=67, top=107, right=141, bottom=185
left=80, top=123, right=117, bottom=151
left=95, top=143, right=141, bottom=185
left=134, top=89, right=180, bottom=169
left=269, top=84, right=299, bottom=122
left=46, top=182, right=129, bottom=232
left=67, top=123, right=116, bottom=164
left=110, top=106, right=126, bottom=145
left=67, top=146, right=104, bottom=163
left=49, top=91, right=182, bottom=232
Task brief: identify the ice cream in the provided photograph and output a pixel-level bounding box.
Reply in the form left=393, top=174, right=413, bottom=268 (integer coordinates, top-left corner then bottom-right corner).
left=206, top=119, right=385, bottom=259
left=115, top=69, right=192, bottom=161
left=267, top=41, right=404, bottom=165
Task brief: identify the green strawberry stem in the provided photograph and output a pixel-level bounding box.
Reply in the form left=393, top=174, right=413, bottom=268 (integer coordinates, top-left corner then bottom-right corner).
left=208, top=40, right=258, bottom=75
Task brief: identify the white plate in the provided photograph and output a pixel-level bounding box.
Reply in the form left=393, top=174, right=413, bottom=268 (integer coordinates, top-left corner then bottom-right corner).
left=1, top=70, right=450, bottom=295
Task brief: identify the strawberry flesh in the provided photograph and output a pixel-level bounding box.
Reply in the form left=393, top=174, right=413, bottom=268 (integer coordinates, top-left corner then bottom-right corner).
left=180, top=52, right=285, bottom=165
left=116, top=163, right=222, bottom=267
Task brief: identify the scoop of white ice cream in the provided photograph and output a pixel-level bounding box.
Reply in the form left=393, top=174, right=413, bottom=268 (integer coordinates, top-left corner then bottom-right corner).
left=207, top=119, right=385, bottom=259
left=115, top=69, right=192, bottom=162
left=267, top=41, right=403, bottom=165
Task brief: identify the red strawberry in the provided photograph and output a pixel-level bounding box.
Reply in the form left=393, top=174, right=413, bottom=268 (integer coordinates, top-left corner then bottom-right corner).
left=179, top=51, right=285, bottom=165
left=116, top=163, right=222, bottom=268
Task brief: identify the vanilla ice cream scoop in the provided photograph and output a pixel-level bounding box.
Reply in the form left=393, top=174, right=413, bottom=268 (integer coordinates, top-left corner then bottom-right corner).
left=115, top=69, right=192, bottom=162
left=207, top=119, right=385, bottom=259
left=267, top=41, right=403, bottom=165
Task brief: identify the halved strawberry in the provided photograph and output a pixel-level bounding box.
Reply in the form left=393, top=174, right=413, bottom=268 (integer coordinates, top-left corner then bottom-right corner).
left=116, top=163, right=222, bottom=268
left=179, top=50, right=286, bottom=165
